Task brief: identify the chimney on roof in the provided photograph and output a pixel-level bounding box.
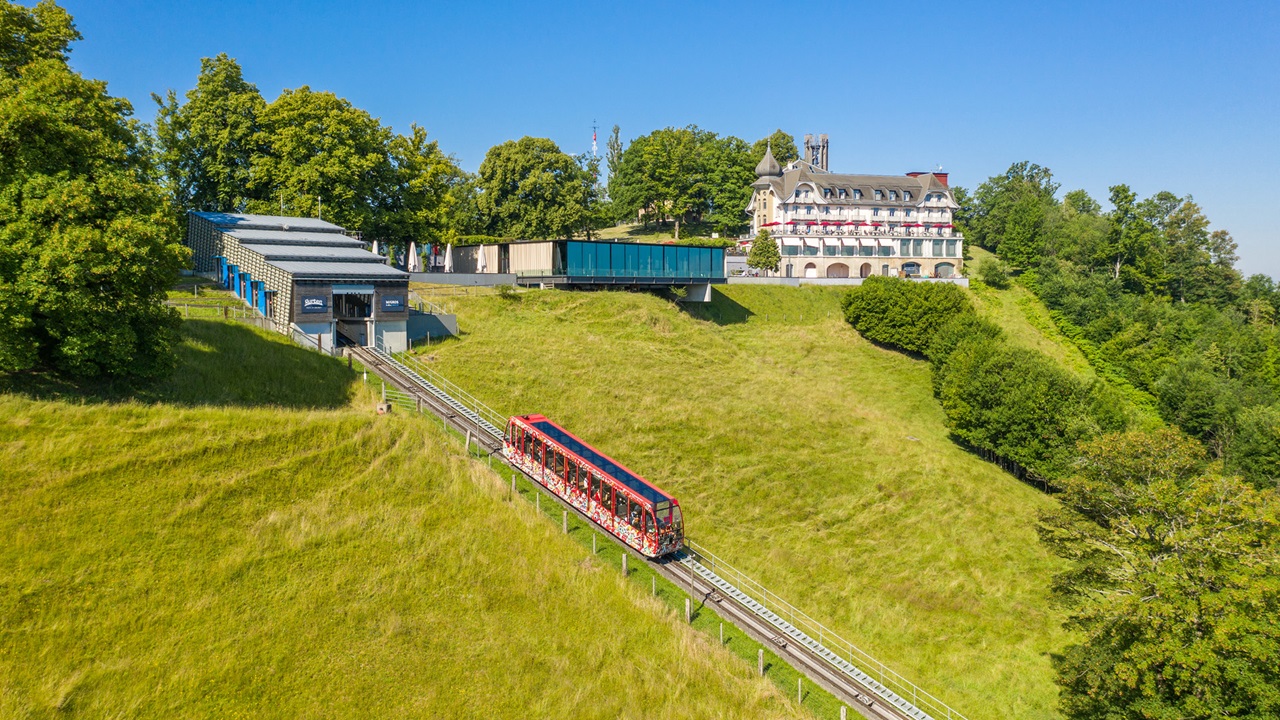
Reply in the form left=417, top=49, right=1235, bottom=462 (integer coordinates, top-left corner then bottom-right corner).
left=907, top=171, right=949, bottom=187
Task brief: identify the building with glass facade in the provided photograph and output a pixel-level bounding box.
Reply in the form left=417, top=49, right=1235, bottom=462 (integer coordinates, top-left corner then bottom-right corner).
left=449, top=240, right=725, bottom=300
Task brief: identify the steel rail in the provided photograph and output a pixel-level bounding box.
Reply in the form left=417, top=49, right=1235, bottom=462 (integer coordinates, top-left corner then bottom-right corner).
left=354, top=349, right=963, bottom=720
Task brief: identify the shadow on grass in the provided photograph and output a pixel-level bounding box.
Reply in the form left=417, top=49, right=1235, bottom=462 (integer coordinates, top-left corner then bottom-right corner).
left=0, top=320, right=357, bottom=409
left=677, top=287, right=754, bottom=326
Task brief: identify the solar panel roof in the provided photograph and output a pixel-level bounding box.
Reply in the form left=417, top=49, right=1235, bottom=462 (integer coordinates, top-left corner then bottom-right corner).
left=532, top=420, right=669, bottom=505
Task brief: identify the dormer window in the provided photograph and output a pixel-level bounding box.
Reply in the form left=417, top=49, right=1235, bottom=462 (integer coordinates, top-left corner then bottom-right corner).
left=874, top=190, right=883, bottom=200
left=823, top=188, right=832, bottom=198
left=903, top=191, right=912, bottom=201
left=838, top=189, right=847, bottom=199
left=853, top=189, right=863, bottom=200
left=889, top=191, right=898, bottom=201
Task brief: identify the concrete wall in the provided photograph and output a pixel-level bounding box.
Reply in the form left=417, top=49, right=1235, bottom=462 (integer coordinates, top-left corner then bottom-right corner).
left=375, top=320, right=408, bottom=353
left=408, top=311, right=458, bottom=340
left=408, top=272, right=517, bottom=287
left=726, top=276, right=969, bottom=288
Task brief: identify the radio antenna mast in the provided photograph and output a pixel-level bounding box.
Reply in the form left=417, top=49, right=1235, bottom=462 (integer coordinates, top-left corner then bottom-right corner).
left=592, top=120, right=598, bottom=158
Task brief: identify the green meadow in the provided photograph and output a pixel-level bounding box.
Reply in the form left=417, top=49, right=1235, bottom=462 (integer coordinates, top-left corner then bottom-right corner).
left=410, top=282, right=1078, bottom=720
left=0, top=318, right=805, bottom=719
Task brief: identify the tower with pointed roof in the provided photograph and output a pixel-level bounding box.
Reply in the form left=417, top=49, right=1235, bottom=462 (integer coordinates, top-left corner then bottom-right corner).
left=743, top=139, right=963, bottom=280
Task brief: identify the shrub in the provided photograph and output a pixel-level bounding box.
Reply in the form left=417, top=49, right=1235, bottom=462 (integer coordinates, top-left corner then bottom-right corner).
left=976, top=257, right=1011, bottom=289
left=841, top=276, right=974, bottom=354
left=938, top=342, right=1098, bottom=480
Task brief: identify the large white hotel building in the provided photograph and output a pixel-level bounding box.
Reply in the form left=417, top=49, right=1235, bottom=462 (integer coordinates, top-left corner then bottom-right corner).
left=746, top=143, right=963, bottom=279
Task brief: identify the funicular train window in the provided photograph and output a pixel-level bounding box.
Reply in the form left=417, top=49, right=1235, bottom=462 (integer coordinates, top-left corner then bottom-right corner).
left=615, top=491, right=627, bottom=521
left=644, top=511, right=655, bottom=534
left=590, top=472, right=601, bottom=498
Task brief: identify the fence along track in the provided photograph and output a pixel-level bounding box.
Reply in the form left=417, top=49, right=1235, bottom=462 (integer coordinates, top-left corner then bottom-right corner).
left=355, top=347, right=967, bottom=720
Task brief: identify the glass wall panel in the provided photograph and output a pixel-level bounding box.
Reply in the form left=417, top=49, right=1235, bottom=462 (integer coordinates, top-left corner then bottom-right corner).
left=803, top=243, right=819, bottom=256
left=713, top=248, right=725, bottom=278
left=932, top=240, right=943, bottom=257
left=945, top=240, right=957, bottom=257
left=912, top=239, right=924, bottom=256
left=663, top=247, right=678, bottom=276
left=596, top=244, right=611, bottom=277
left=900, top=239, right=911, bottom=257
left=878, top=244, right=892, bottom=257
left=842, top=244, right=856, bottom=256
left=567, top=242, right=583, bottom=275
left=677, top=247, right=690, bottom=276
left=625, top=244, right=640, bottom=277
left=859, top=245, right=873, bottom=256
left=783, top=245, right=800, bottom=256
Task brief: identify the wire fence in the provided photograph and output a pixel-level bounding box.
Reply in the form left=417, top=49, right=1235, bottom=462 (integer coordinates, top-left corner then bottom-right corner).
left=683, top=540, right=968, bottom=720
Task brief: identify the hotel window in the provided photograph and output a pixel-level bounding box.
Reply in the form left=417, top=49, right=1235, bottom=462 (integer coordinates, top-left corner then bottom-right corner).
left=889, top=209, right=896, bottom=217
left=945, top=240, right=957, bottom=257
left=823, top=243, right=838, bottom=256
left=913, top=239, right=924, bottom=256
left=853, top=189, right=863, bottom=200
left=824, top=188, right=832, bottom=198
left=859, top=244, right=874, bottom=256
left=873, top=208, right=880, bottom=216
left=878, top=244, right=892, bottom=257
left=783, top=245, right=800, bottom=256
left=838, top=189, right=847, bottom=199
left=874, top=190, right=883, bottom=200
left=903, top=191, right=912, bottom=201
left=889, top=191, right=897, bottom=201
left=904, top=209, right=912, bottom=217
left=899, top=239, right=911, bottom=256
left=932, top=240, right=944, bottom=256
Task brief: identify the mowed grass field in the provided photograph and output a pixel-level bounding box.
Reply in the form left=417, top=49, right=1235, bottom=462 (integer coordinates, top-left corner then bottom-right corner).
left=409, top=283, right=1073, bottom=720
left=0, top=319, right=805, bottom=719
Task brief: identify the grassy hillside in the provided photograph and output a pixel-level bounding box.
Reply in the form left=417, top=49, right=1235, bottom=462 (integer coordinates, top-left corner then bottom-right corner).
left=967, top=247, right=1094, bottom=376
left=0, top=318, right=804, bottom=719
left=408, top=283, right=1072, bottom=720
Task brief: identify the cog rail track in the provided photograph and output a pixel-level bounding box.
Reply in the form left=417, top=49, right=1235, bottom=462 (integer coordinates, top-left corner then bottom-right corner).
left=352, top=345, right=964, bottom=720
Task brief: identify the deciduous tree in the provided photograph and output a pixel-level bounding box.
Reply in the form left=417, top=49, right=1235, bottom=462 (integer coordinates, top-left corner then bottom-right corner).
left=746, top=229, right=779, bottom=274
left=0, top=0, right=188, bottom=379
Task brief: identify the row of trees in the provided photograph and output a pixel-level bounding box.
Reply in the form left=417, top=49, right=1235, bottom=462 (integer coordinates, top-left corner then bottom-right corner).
left=605, top=126, right=796, bottom=238
left=962, top=162, right=1280, bottom=489
left=841, top=276, right=1280, bottom=718
left=157, top=56, right=799, bottom=250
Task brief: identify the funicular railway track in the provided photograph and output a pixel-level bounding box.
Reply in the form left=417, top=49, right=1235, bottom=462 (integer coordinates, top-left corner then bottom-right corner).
left=351, top=343, right=962, bottom=720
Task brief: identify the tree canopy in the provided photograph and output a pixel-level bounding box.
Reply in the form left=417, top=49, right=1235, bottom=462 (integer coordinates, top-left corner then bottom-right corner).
left=1039, top=430, right=1280, bottom=719
left=475, top=136, right=590, bottom=241
left=751, top=129, right=798, bottom=167
left=0, top=0, right=187, bottom=379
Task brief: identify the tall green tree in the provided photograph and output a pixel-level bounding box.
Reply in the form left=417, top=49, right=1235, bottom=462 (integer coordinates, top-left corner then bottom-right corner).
left=376, top=124, right=467, bottom=251
left=751, top=129, right=798, bottom=167
left=245, top=86, right=397, bottom=233
left=1039, top=430, right=1280, bottom=719
left=0, top=0, right=188, bottom=379
left=611, top=125, right=712, bottom=239
left=703, top=134, right=755, bottom=236
left=476, top=136, right=588, bottom=240
left=152, top=53, right=265, bottom=213
left=965, top=161, right=1059, bottom=265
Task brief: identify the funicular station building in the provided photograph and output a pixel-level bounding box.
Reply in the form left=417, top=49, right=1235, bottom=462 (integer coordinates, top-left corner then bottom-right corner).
left=186, top=212, right=411, bottom=352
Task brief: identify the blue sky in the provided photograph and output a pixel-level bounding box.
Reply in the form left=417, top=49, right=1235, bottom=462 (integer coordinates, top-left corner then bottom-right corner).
left=61, top=0, right=1280, bottom=275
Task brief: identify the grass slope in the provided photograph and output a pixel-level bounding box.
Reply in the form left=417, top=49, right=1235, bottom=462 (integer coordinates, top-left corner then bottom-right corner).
left=409, top=283, right=1071, bottom=720
left=0, top=318, right=802, bottom=719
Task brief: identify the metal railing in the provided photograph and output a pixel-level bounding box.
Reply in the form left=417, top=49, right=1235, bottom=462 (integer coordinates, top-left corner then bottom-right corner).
left=373, top=338, right=506, bottom=437
left=682, top=540, right=968, bottom=720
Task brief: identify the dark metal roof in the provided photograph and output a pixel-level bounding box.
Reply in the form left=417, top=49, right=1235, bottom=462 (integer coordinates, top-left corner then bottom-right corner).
left=240, top=244, right=385, bottom=262
left=531, top=420, right=669, bottom=505
left=193, top=211, right=346, bottom=232
left=266, top=260, right=408, bottom=281
left=225, top=229, right=363, bottom=246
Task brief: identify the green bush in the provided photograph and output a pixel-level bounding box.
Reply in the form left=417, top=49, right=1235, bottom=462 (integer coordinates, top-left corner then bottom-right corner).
left=841, top=276, right=974, bottom=354
left=1226, top=404, right=1280, bottom=488
left=938, top=340, right=1099, bottom=480
left=976, top=257, right=1011, bottom=289
left=452, top=235, right=514, bottom=246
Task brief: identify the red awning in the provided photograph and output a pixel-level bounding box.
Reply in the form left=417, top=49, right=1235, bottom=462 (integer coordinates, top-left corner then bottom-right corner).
left=805, top=221, right=817, bottom=225
left=854, top=221, right=868, bottom=226
left=843, top=221, right=858, bottom=226
left=819, top=221, right=831, bottom=226
left=870, top=222, right=883, bottom=227
left=944, top=223, right=955, bottom=228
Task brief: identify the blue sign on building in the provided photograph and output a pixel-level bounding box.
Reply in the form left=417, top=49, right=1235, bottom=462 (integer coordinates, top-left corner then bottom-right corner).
left=301, top=296, right=328, bottom=313
left=381, top=295, right=405, bottom=312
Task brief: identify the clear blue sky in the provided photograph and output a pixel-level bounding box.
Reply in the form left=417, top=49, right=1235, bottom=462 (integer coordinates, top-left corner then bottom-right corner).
left=60, top=0, right=1280, bottom=276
